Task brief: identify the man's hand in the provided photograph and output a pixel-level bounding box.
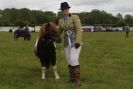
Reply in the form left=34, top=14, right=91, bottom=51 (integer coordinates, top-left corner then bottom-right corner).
left=75, top=43, right=80, bottom=49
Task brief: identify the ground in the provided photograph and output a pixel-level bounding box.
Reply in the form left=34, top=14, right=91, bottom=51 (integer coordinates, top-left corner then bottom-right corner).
left=0, top=32, right=133, bottom=89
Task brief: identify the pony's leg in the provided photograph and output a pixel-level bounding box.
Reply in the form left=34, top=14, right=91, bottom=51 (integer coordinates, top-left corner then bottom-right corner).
left=26, top=36, right=28, bottom=41
left=16, top=37, right=18, bottom=40
left=14, top=35, right=16, bottom=40
left=24, top=37, right=26, bottom=41
left=14, top=35, right=17, bottom=40
left=42, top=66, right=46, bottom=79
left=27, top=36, right=29, bottom=41
left=53, top=65, right=60, bottom=79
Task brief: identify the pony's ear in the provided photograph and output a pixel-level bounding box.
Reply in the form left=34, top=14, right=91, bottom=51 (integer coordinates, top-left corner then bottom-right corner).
left=47, top=22, right=50, bottom=27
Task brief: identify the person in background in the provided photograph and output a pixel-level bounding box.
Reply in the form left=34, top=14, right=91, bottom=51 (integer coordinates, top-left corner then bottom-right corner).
left=25, top=25, right=29, bottom=32
left=125, top=25, right=130, bottom=38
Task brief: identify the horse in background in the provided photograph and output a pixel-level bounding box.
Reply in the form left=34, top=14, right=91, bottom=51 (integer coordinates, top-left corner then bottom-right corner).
left=34, top=22, right=61, bottom=79
left=14, top=27, right=31, bottom=41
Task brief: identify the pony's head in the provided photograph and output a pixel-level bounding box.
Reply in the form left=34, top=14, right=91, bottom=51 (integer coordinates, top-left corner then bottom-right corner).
left=38, top=22, right=60, bottom=42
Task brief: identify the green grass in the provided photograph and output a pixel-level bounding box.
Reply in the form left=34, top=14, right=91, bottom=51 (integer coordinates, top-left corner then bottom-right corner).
left=0, top=32, right=133, bottom=89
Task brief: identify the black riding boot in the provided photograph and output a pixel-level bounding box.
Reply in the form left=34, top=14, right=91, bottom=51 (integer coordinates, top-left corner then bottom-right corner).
left=72, top=65, right=81, bottom=86
left=68, top=65, right=74, bottom=83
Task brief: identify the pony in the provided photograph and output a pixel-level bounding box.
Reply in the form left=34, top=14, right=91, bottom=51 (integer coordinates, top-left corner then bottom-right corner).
left=14, top=28, right=31, bottom=41
left=34, top=22, right=61, bottom=79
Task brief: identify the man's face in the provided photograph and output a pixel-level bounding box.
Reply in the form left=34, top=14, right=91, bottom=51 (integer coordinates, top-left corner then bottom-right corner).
left=62, top=8, right=69, bottom=16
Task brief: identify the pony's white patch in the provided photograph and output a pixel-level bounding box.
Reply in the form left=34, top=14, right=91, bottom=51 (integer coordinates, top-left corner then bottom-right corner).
left=53, top=65, right=60, bottom=79
left=54, top=42, right=56, bottom=48
left=42, top=67, right=46, bottom=79
left=34, top=38, right=38, bottom=53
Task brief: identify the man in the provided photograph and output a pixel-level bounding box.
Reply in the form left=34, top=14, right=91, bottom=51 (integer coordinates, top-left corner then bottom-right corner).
left=58, top=2, right=82, bottom=86
left=25, top=25, right=29, bottom=32
left=125, top=25, right=130, bottom=38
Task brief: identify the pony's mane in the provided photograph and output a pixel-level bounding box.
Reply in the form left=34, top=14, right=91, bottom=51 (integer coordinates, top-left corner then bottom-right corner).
left=38, top=22, right=57, bottom=40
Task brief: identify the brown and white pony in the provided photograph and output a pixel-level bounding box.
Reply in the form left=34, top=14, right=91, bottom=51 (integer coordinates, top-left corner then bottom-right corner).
left=34, top=22, right=61, bottom=79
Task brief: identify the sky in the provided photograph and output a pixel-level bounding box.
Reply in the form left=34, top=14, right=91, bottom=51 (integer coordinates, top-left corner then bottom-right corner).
left=0, top=0, right=133, bottom=16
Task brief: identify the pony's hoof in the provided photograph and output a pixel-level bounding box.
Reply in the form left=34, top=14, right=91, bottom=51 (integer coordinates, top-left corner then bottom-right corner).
left=42, top=77, right=46, bottom=79
left=55, top=76, right=60, bottom=79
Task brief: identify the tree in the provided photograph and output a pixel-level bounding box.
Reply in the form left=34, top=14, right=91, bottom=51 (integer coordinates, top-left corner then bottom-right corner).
left=0, top=8, right=132, bottom=26
left=116, top=13, right=123, bottom=20
left=124, top=14, right=133, bottom=24
left=0, top=8, right=58, bottom=26
left=78, top=12, right=90, bottom=25
left=56, top=11, right=62, bottom=24
left=117, top=20, right=125, bottom=26
left=78, top=9, right=117, bottom=25
left=15, top=19, right=26, bottom=27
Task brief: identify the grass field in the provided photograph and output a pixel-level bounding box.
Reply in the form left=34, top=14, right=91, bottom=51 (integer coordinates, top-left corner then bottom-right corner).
left=0, top=32, right=133, bottom=89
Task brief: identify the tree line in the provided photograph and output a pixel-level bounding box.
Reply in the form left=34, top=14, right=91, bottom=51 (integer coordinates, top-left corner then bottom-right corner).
left=0, top=8, right=133, bottom=26
left=0, top=8, right=56, bottom=26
